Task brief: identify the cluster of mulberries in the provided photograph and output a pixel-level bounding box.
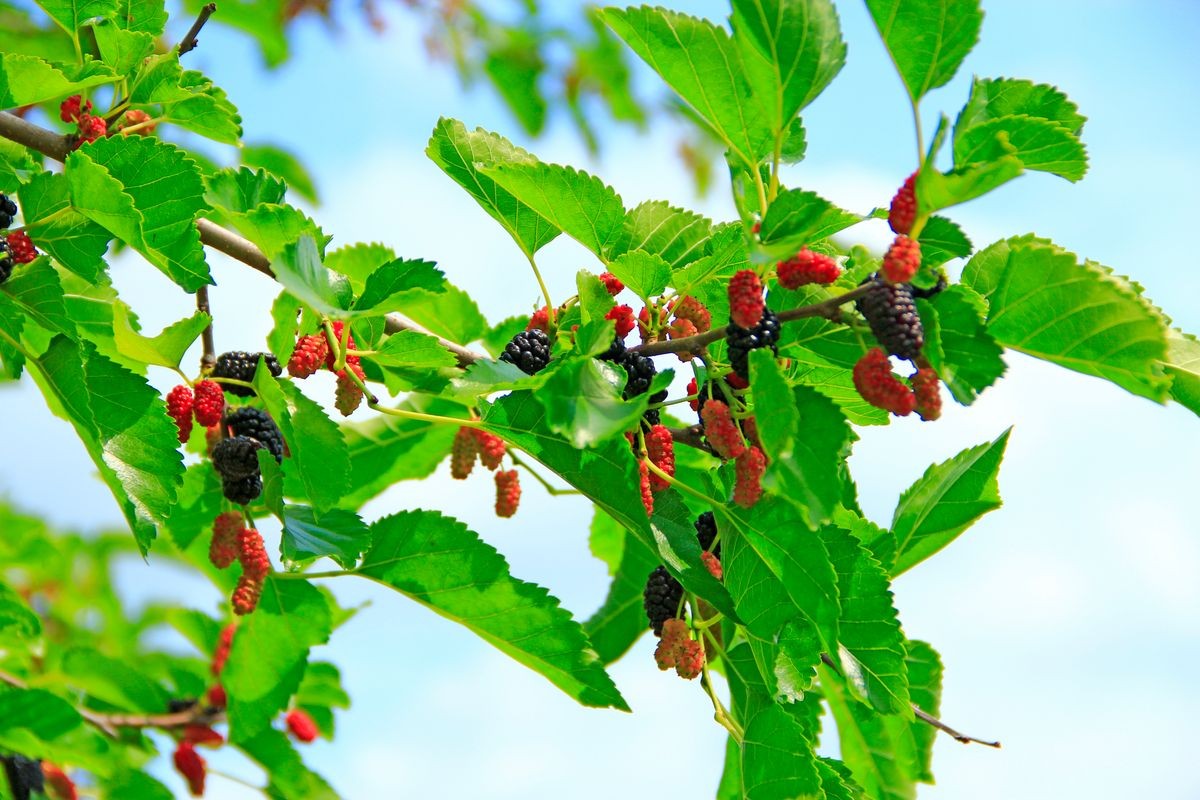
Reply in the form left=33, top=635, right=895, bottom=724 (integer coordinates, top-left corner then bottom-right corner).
left=852, top=348, right=917, bottom=417
left=776, top=248, right=841, bottom=289
left=448, top=425, right=519, bottom=517
left=211, top=351, right=282, bottom=397
left=0, top=195, right=25, bottom=285
left=654, top=618, right=705, bottom=679
left=287, top=323, right=366, bottom=415
left=213, top=407, right=285, bottom=504
left=636, top=305, right=669, bottom=345
left=165, top=380, right=226, bottom=444
left=60, top=96, right=108, bottom=147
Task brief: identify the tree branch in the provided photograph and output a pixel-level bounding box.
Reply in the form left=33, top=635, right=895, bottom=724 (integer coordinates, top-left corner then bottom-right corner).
left=911, top=704, right=1002, bottom=748
left=177, top=2, right=217, bottom=56
left=667, top=425, right=714, bottom=456
left=196, top=285, right=216, bottom=369
left=0, top=111, right=486, bottom=367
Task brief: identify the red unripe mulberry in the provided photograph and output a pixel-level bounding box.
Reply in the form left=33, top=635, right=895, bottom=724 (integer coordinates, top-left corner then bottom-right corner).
left=606, top=304, right=635, bottom=338
left=325, top=321, right=357, bottom=369
left=206, top=685, right=227, bottom=709
left=59, top=95, right=91, bottom=123
left=777, top=248, right=840, bottom=288
left=334, top=363, right=366, bottom=416
left=672, top=295, right=712, bottom=333
left=183, top=725, right=224, bottom=748
left=686, top=377, right=700, bottom=411
left=638, top=460, right=654, bottom=517
left=494, top=469, right=521, bottom=517
left=286, top=709, right=320, bottom=743
left=728, top=270, right=764, bottom=329
left=173, top=741, right=206, bottom=797
left=674, top=638, right=705, bottom=680
left=701, top=400, right=746, bottom=459
left=192, top=380, right=225, bottom=427
left=888, top=172, right=918, bottom=235
left=733, top=447, right=766, bottom=508
left=645, top=425, right=675, bottom=492
left=527, top=306, right=551, bottom=333
left=910, top=367, right=943, bottom=421
left=599, top=272, right=624, bottom=295
left=211, top=624, right=235, bottom=676
left=882, top=235, right=921, bottom=283
left=450, top=427, right=478, bottom=479
left=237, top=528, right=270, bottom=580
left=120, top=108, right=155, bottom=135
left=852, top=348, right=916, bottom=416
left=42, top=763, right=76, bottom=800
left=472, top=429, right=506, bottom=470
left=76, top=113, right=107, bottom=144
left=6, top=231, right=37, bottom=264
left=701, top=551, right=723, bottom=580
left=166, top=385, right=194, bottom=443
left=288, top=334, right=328, bottom=378
left=209, top=512, right=241, bottom=569
left=232, top=575, right=264, bottom=616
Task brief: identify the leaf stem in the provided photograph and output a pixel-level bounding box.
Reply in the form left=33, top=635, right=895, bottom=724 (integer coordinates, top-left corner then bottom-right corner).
left=370, top=403, right=478, bottom=427
left=509, top=451, right=581, bottom=496
left=644, top=458, right=717, bottom=506
left=524, top=250, right=555, bottom=324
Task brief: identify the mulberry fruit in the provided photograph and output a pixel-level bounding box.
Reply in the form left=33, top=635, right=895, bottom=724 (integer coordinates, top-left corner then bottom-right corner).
left=494, top=469, right=521, bottom=517
left=615, top=350, right=656, bottom=399
left=777, top=248, right=840, bottom=288
left=232, top=573, right=264, bottom=615
left=172, top=741, right=206, bottom=797
left=599, top=272, right=624, bottom=295
left=238, top=527, right=270, bottom=580
left=209, top=512, right=242, bottom=569
left=76, top=113, right=107, bottom=144
left=642, top=388, right=668, bottom=427
left=728, top=269, right=765, bottom=329
left=686, top=377, right=700, bottom=412
left=701, top=551, right=723, bottom=581
left=733, top=446, right=766, bottom=508
left=0, top=241, right=12, bottom=284
left=852, top=348, right=916, bottom=416
left=910, top=367, right=942, bottom=421
left=726, top=308, right=781, bottom=381
left=888, top=172, right=918, bottom=235
left=674, top=638, right=705, bottom=679
left=672, top=295, right=712, bottom=333
left=6, top=231, right=36, bottom=264
left=324, top=321, right=359, bottom=369
left=120, top=108, right=155, bottom=135
left=41, top=763, right=76, bottom=800
left=472, top=429, right=506, bottom=470
left=654, top=618, right=687, bottom=670
left=3, top=756, right=43, bottom=800
left=500, top=329, right=551, bottom=375
left=596, top=335, right=626, bottom=363
left=224, top=407, right=284, bottom=462
left=637, top=305, right=669, bottom=344
left=882, top=235, right=921, bottom=284
left=222, top=473, right=263, bottom=505
left=182, top=726, right=224, bottom=748
left=286, top=709, right=320, bottom=743
left=334, top=363, right=366, bottom=416
left=212, top=436, right=263, bottom=480
left=645, top=425, right=675, bottom=492
left=855, top=275, right=924, bottom=361
left=59, top=95, right=91, bottom=123
left=192, top=380, right=224, bottom=426
left=643, top=565, right=683, bottom=635
left=450, top=427, right=478, bottom=479
left=212, top=351, right=282, bottom=396
left=638, top=460, right=654, bottom=517
left=288, top=334, right=328, bottom=378
left=206, top=685, right=227, bottom=709
left=695, top=511, right=719, bottom=556
left=701, top=400, right=746, bottom=460
left=606, top=304, right=635, bottom=338
left=166, top=385, right=194, bottom=443
left=527, top=306, right=551, bottom=333
left=211, top=624, right=235, bottom=676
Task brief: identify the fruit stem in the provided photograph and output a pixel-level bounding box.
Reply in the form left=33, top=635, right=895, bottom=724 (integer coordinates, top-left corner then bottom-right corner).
left=371, top=403, right=481, bottom=428
left=644, top=459, right=716, bottom=506
left=524, top=250, right=555, bottom=325
left=508, top=451, right=581, bottom=496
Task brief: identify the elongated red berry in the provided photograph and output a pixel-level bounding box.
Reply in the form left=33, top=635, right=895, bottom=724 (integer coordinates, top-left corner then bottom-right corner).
left=450, top=427, right=477, bottom=479
left=286, top=709, right=320, bottom=743
left=882, top=235, right=921, bottom=283
left=701, top=400, right=746, bottom=460
left=206, top=685, right=227, bottom=709
left=672, top=295, right=712, bottom=333
left=472, top=429, right=506, bottom=471
left=288, top=334, right=328, bottom=378
left=777, top=248, right=840, bottom=288
left=192, top=380, right=224, bottom=427
left=667, top=317, right=698, bottom=342
left=325, top=321, right=357, bottom=369
left=910, top=367, right=942, bottom=421
left=494, top=469, right=521, bottom=517
left=733, top=446, right=766, bottom=508
left=728, top=270, right=764, bottom=329
left=527, top=306, right=551, bottom=333
left=183, top=725, right=224, bottom=748
left=59, top=95, right=91, bottom=123
left=41, top=762, right=76, bottom=800
left=599, top=272, right=624, bottom=295
left=888, top=172, right=917, bottom=235
left=638, top=460, right=654, bottom=517
left=237, top=528, right=270, bottom=580
left=645, top=425, right=675, bottom=492
left=606, top=304, right=635, bottom=338
left=334, top=363, right=366, bottom=416
left=852, top=348, right=916, bottom=416
left=741, top=416, right=763, bottom=452
left=701, top=551, right=723, bottom=580
left=231, top=574, right=264, bottom=616
left=173, top=741, right=206, bottom=796
left=167, top=385, right=194, bottom=443
left=209, top=512, right=241, bottom=569
left=6, top=231, right=37, bottom=264
left=120, top=108, right=155, bottom=135
left=211, top=624, right=235, bottom=676
left=686, top=377, right=700, bottom=412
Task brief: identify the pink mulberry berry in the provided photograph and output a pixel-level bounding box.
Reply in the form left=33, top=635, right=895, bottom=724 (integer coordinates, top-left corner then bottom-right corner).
left=777, top=248, right=840, bottom=288
left=494, top=469, right=521, bottom=517
left=888, top=172, right=917, bottom=235
left=882, top=235, right=921, bottom=283
left=733, top=447, right=766, bottom=508
left=701, top=400, right=746, bottom=460
left=728, top=270, right=764, bottom=329
left=852, top=348, right=916, bottom=416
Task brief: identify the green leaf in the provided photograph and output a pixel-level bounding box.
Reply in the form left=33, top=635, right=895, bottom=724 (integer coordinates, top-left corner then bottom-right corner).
left=821, top=663, right=914, bottom=800
left=115, top=0, right=167, bottom=35
left=426, top=118, right=560, bottom=257
left=19, top=171, right=111, bottom=282
left=961, top=235, right=1171, bottom=401
left=205, top=166, right=287, bottom=214
left=601, top=6, right=772, bottom=168
left=649, top=491, right=740, bottom=621
left=0, top=259, right=73, bottom=336
left=954, top=115, right=1088, bottom=182
left=1165, top=329, right=1200, bottom=417
left=352, top=257, right=446, bottom=314
left=954, top=77, right=1085, bottom=137
left=758, top=188, right=860, bottom=257
left=358, top=510, right=627, bottom=710
left=584, top=510, right=659, bottom=663
left=267, top=290, right=302, bottom=366
left=398, top=280, right=489, bottom=346
left=103, top=771, right=174, bottom=799
left=894, top=640, right=943, bottom=783
left=255, top=370, right=352, bottom=514
left=111, top=304, right=209, bottom=369
left=484, top=35, right=547, bottom=135
left=0, top=54, right=117, bottom=107
left=35, top=0, right=117, bottom=38
left=605, top=249, right=672, bottom=299
left=239, top=728, right=339, bottom=799
left=88, top=20, right=154, bottom=75
left=541, top=358, right=648, bottom=447
left=821, top=526, right=909, bottom=715
left=66, top=136, right=211, bottom=290
left=731, top=0, right=846, bottom=131
left=917, top=285, right=1005, bottom=405
left=325, top=242, right=394, bottom=294
left=271, top=235, right=343, bottom=315
left=620, top=200, right=712, bottom=268
left=62, top=647, right=169, bottom=711
left=225, top=202, right=326, bottom=261
left=0, top=687, right=110, bottom=776
left=366, top=329, right=458, bottom=370
left=784, top=321, right=888, bottom=425
left=890, top=429, right=1009, bottom=576
left=865, top=0, right=982, bottom=103
left=242, top=143, right=319, bottom=204
left=917, top=148, right=1024, bottom=215
left=0, top=581, right=41, bottom=639
left=817, top=758, right=866, bottom=800
left=916, top=215, right=972, bottom=270
left=225, top=577, right=332, bottom=743
left=741, top=703, right=823, bottom=800
left=483, top=161, right=628, bottom=261
left=281, top=505, right=370, bottom=568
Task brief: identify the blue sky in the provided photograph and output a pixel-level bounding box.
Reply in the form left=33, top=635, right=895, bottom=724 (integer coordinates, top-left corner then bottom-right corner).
left=2, top=1, right=1199, bottom=797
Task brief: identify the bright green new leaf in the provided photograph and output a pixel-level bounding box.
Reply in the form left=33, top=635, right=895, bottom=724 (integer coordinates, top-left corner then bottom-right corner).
left=742, top=703, right=823, bottom=800
left=650, top=491, right=739, bottom=621
left=954, top=77, right=1086, bottom=137
left=115, top=0, right=167, bottom=35
left=225, top=577, right=333, bottom=743
left=0, top=260, right=73, bottom=336
left=35, top=0, right=117, bottom=38
left=542, top=358, right=648, bottom=448
left=271, top=235, right=344, bottom=315
left=962, top=235, right=1171, bottom=400
left=917, top=215, right=972, bottom=270
left=891, top=640, right=943, bottom=782
left=366, top=329, right=458, bottom=370
left=88, top=20, right=154, bottom=75
left=1164, top=329, right=1200, bottom=417
left=602, top=6, right=772, bottom=168
left=484, top=34, right=547, bottom=136
left=0, top=54, right=118, bottom=107
left=352, top=258, right=446, bottom=314
left=20, top=171, right=111, bottom=282
left=620, top=200, right=712, bottom=268
left=954, top=115, right=1088, bottom=182
left=397, top=281, right=489, bottom=347
left=890, top=429, right=1009, bottom=576
left=242, top=142, right=319, bottom=204
left=0, top=582, right=41, bottom=639
left=225, top=202, right=326, bottom=261
left=758, top=188, right=860, bottom=257
left=605, top=249, right=672, bottom=300
left=239, top=728, right=340, bottom=799
left=205, top=167, right=287, bottom=215
left=865, top=0, right=982, bottom=103
left=110, top=304, right=209, bottom=370
left=426, top=118, right=560, bottom=257
left=358, top=510, right=628, bottom=710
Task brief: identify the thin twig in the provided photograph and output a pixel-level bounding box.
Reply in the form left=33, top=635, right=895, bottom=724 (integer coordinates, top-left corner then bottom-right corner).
left=911, top=704, right=1002, bottom=748
left=196, top=285, right=216, bottom=369
left=177, top=3, right=217, bottom=56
